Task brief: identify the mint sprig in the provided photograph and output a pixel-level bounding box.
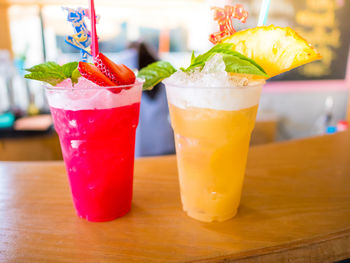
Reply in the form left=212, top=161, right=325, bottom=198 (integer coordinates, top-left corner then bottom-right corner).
left=137, top=61, right=176, bottom=91
left=137, top=43, right=268, bottom=90
left=24, top=61, right=81, bottom=86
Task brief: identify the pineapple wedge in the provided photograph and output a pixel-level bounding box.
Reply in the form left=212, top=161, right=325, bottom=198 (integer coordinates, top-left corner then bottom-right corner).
left=222, top=25, right=322, bottom=78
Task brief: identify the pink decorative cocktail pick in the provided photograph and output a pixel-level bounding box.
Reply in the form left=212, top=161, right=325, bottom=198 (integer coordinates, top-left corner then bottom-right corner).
left=209, top=4, right=248, bottom=44
left=89, top=0, right=99, bottom=60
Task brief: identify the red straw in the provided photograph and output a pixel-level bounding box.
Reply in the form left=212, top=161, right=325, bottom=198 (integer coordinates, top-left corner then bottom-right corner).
left=89, top=0, right=99, bottom=59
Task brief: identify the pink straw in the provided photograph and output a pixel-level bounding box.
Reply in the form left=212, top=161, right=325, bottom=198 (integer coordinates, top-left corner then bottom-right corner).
left=89, top=0, right=99, bottom=59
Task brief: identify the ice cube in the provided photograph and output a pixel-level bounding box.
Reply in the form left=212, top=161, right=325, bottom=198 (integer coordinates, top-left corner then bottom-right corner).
left=202, top=53, right=226, bottom=73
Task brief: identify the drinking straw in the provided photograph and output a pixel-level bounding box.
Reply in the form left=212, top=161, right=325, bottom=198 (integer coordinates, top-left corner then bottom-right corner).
left=257, top=0, right=271, bottom=27
left=89, top=0, right=99, bottom=59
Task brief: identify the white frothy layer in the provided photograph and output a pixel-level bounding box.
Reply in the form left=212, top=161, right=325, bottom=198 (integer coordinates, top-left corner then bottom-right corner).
left=165, top=84, right=263, bottom=111
left=164, top=54, right=265, bottom=111
left=46, top=78, right=142, bottom=110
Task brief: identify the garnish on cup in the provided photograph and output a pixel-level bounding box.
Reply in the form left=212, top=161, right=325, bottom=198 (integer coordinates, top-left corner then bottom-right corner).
left=94, top=53, right=136, bottom=86
left=24, top=5, right=135, bottom=92
left=221, top=25, right=322, bottom=77
left=24, top=52, right=136, bottom=94
left=137, top=4, right=321, bottom=90
left=78, top=61, right=115, bottom=87
left=78, top=52, right=136, bottom=93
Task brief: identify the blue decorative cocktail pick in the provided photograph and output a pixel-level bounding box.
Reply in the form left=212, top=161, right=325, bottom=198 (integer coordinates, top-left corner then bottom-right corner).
left=63, top=7, right=99, bottom=62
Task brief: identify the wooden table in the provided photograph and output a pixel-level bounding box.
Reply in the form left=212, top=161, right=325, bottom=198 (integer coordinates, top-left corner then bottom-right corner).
left=1, top=132, right=350, bottom=262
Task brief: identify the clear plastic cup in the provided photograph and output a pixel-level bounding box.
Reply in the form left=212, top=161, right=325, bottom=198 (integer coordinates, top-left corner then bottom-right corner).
left=165, top=80, right=264, bottom=222
left=46, top=80, right=143, bottom=222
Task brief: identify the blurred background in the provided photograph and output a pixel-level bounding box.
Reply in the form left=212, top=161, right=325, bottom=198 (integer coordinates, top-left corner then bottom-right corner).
left=0, top=0, right=349, bottom=160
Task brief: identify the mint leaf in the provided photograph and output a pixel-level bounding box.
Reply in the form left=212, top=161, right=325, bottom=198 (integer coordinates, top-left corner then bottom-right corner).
left=71, top=68, right=81, bottom=85
left=26, top=61, right=61, bottom=73
left=137, top=61, right=176, bottom=90
left=183, top=43, right=234, bottom=71
left=221, top=54, right=268, bottom=77
left=190, top=51, right=196, bottom=64
left=24, top=61, right=80, bottom=86
left=62, top=62, right=78, bottom=78
left=182, top=43, right=268, bottom=77
left=24, top=72, right=66, bottom=86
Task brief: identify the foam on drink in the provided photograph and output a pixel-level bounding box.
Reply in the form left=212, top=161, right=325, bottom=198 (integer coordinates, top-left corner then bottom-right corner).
left=47, top=78, right=142, bottom=111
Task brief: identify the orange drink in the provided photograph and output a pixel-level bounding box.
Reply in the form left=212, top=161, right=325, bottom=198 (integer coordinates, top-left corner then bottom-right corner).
left=165, top=81, right=264, bottom=222
left=138, top=19, right=320, bottom=223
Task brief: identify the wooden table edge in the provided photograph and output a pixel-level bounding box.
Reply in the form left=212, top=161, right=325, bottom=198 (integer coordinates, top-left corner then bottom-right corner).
left=193, top=229, right=350, bottom=263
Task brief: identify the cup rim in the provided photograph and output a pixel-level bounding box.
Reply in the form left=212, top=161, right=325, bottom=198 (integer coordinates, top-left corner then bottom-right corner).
left=45, top=78, right=145, bottom=91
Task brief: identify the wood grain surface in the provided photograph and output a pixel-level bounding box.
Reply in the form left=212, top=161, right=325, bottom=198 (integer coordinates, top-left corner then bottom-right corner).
left=0, top=131, right=350, bottom=262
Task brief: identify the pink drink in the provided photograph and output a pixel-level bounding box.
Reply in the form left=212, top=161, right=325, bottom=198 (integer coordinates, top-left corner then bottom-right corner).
left=46, top=79, right=142, bottom=222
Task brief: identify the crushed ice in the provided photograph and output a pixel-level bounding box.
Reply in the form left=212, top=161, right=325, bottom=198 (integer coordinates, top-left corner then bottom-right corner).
left=166, top=54, right=251, bottom=88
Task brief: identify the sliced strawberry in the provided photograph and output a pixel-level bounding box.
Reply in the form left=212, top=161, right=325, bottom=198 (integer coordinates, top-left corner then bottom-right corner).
left=78, top=62, right=115, bottom=87
left=94, top=53, right=136, bottom=86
